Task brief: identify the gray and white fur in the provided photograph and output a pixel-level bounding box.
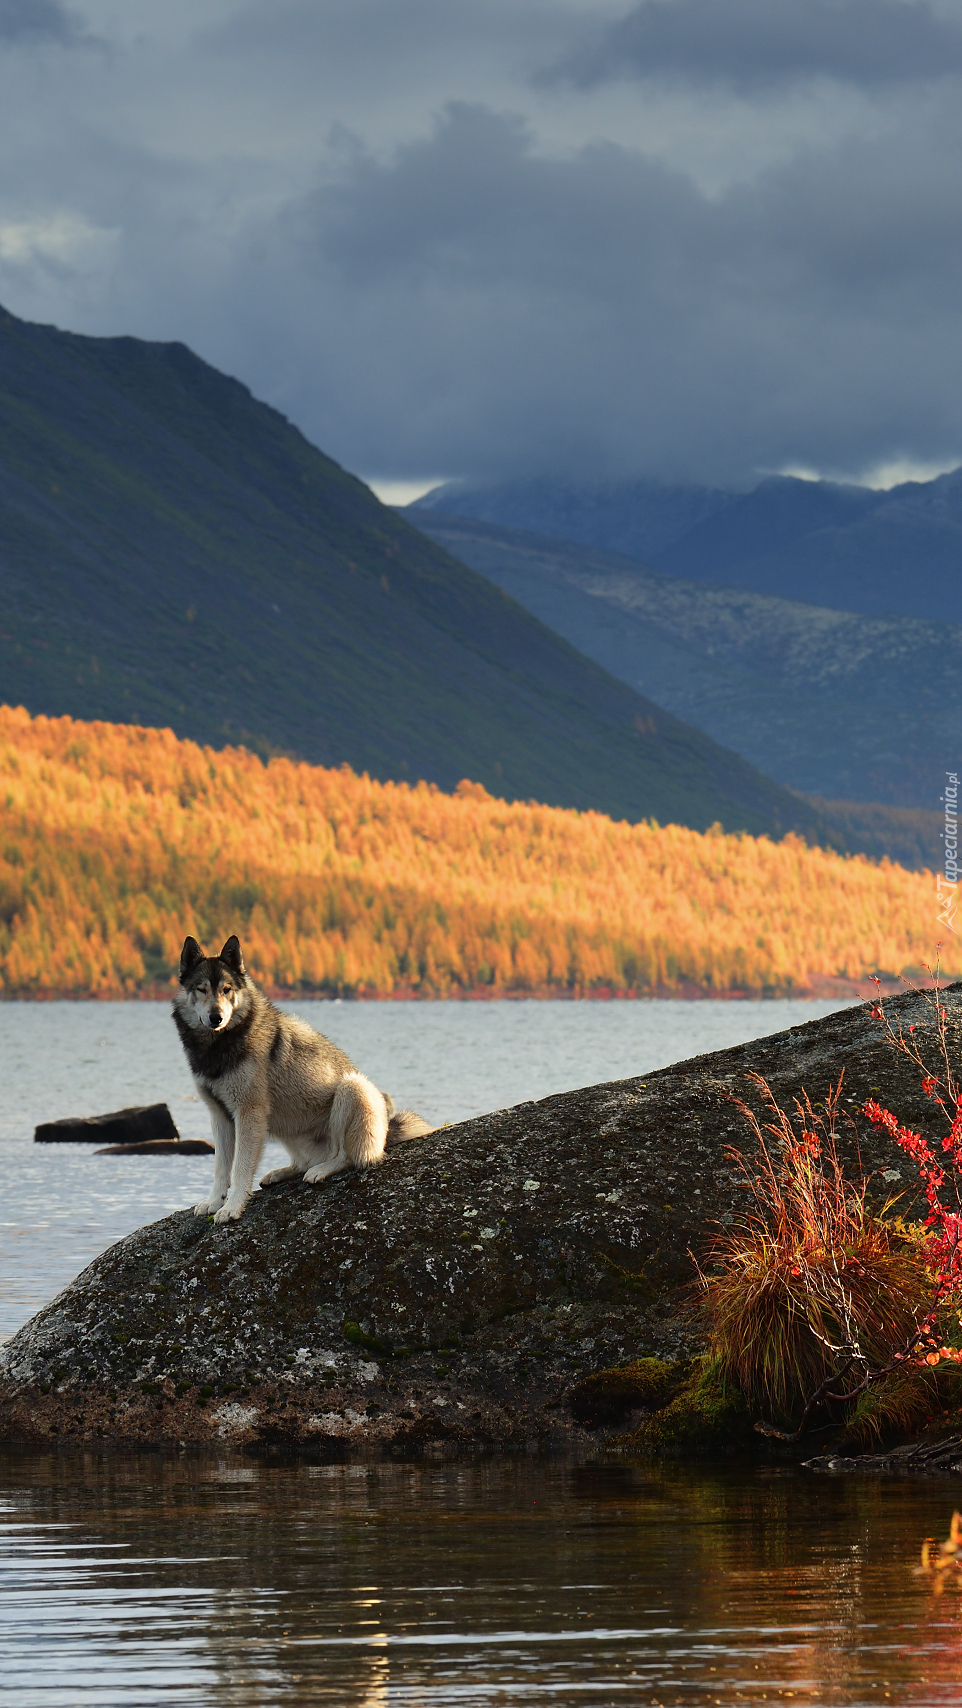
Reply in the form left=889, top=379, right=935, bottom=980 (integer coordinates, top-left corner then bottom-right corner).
left=173, top=935, right=432, bottom=1222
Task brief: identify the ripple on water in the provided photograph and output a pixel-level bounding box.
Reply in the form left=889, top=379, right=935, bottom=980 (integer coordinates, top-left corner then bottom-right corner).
left=0, top=1454, right=959, bottom=1706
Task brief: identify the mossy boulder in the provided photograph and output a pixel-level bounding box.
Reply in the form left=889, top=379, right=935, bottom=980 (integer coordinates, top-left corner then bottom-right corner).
left=572, top=1354, right=754, bottom=1456
left=569, top=1357, right=682, bottom=1427
left=621, top=1358, right=754, bottom=1456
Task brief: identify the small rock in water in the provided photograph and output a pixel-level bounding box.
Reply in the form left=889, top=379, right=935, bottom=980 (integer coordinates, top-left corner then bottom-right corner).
left=93, top=1139, right=214, bottom=1156
left=34, top=1103, right=179, bottom=1146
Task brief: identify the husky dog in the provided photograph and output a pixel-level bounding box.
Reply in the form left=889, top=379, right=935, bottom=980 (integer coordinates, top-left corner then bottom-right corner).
left=173, top=935, right=432, bottom=1222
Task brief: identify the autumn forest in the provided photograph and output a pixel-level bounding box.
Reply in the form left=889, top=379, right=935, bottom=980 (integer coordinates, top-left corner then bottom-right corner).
left=0, top=705, right=953, bottom=1000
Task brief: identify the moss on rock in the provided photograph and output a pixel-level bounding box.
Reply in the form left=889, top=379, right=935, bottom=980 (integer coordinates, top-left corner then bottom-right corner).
left=620, top=1357, right=753, bottom=1456
left=569, top=1357, right=682, bottom=1427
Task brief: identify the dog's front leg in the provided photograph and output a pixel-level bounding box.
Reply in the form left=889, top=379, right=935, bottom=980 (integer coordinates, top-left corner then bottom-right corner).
left=194, top=1092, right=235, bottom=1216
left=212, top=1100, right=267, bottom=1222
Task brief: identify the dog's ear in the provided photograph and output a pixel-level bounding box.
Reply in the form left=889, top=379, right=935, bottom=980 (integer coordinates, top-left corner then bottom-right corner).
left=179, top=936, right=205, bottom=983
left=219, top=935, right=245, bottom=978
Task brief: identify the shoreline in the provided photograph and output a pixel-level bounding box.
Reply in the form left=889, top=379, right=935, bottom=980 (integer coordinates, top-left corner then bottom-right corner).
left=0, top=976, right=917, bottom=1004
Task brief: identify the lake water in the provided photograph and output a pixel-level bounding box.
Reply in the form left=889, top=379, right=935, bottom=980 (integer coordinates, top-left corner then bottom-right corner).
left=0, top=999, right=853, bottom=1342
left=3, top=1451, right=962, bottom=1706
left=6, top=997, right=962, bottom=1707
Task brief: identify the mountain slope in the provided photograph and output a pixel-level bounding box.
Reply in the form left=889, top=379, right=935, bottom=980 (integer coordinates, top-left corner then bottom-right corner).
left=0, top=305, right=822, bottom=839
left=412, top=472, right=962, bottom=622
left=410, top=512, right=958, bottom=834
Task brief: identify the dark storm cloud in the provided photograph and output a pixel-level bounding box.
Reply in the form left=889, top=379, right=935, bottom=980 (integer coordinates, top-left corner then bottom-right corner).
left=548, top=0, right=962, bottom=92
left=2, top=1, right=962, bottom=486
left=310, top=103, right=717, bottom=317
left=251, top=100, right=962, bottom=482
left=0, top=0, right=83, bottom=44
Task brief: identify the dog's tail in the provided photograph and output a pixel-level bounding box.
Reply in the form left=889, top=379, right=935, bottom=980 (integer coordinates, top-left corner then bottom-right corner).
left=387, top=1109, right=434, bottom=1142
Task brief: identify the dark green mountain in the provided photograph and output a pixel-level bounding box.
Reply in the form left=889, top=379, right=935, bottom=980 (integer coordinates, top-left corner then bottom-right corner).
left=0, top=304, right=837, bottom=839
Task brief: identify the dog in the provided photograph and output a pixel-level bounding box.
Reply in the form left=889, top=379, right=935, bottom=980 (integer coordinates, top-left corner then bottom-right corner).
left=173, top=935, right=433, bottom=1222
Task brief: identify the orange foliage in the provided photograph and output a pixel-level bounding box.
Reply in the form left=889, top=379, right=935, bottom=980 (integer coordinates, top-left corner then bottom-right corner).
left=0, top=704, right=953, bottom=999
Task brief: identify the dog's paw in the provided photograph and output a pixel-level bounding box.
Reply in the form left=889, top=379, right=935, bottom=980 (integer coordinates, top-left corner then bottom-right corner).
left=303, top=1161, right=343, bottom=1185
left=259, top=1165, right=300, bottom=1188
left=212, top=1200, right=247, bottom=1223
left=193, top=1200, right=212, bottom=1216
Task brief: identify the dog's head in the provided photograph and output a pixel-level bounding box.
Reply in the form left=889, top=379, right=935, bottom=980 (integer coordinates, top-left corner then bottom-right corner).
left=176, top=935, right=250, bottom=1032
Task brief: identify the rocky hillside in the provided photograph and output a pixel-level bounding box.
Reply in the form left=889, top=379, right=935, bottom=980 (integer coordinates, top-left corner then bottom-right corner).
left=410, top=512, right=956, bottom=826
left=412, top=470, right=962, bottom=623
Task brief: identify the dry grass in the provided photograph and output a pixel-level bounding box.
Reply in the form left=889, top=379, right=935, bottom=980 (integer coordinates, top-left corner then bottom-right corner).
left=699, top=1074, right=934, bottom=1434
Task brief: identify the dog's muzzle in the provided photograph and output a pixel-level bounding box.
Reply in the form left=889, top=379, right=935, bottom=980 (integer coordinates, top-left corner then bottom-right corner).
left=207, top=1010, right=229, bottom=1030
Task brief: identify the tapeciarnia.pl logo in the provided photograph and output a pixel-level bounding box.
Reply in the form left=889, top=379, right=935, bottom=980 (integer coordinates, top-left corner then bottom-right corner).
left=938, top=771, right=959, bottom=934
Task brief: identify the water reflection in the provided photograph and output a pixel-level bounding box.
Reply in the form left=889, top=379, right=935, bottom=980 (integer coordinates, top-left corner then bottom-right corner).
left=1, top=1450, right=961, bottom=1704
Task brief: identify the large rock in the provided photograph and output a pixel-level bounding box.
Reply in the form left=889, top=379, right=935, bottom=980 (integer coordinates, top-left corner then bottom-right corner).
left=34, top=1103, right=179, bottom=1145
left=2, top=988, right=956, bottom=1455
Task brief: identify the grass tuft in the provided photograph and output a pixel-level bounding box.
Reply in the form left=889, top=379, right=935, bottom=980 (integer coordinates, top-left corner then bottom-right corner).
left=698, top=1073, right=933, bottom=1434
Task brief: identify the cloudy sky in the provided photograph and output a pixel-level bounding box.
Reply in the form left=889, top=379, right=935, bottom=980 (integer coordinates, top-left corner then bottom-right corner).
left=2, top=0, right=962, bottom=491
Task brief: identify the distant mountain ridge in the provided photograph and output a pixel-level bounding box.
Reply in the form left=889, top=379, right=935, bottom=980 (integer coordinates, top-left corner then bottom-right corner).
left=411, top=470, right=962, bottom=622
left=409, top=512, right=956, bottom=852
left=0, top=303, right=827, bottom=841
left=414, top=474, right=739, bottom=559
